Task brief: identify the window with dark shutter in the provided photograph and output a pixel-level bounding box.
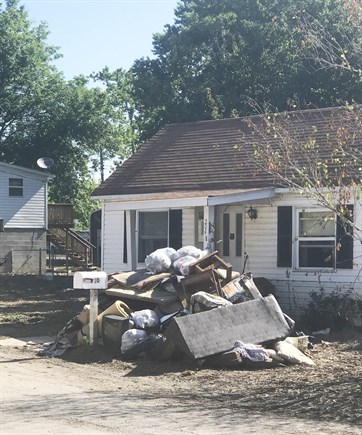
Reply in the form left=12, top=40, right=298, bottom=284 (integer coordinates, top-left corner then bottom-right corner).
left=336, top=205, right=354, bottom=269
left=277, top=206, right=293, bottom=267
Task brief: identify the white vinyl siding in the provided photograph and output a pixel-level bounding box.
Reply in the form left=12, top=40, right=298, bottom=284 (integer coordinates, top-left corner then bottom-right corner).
left=102, top=204, right=194, bottom=274
left=0, top=166, right=47, bottom=229
left=102, top=203, right=125, bottom=273
left=243, top=194, right=362, bottom=316
left=100, top=192, right=362, bottom=317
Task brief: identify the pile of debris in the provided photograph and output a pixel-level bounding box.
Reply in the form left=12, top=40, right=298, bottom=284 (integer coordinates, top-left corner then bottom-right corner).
left=42, top=246, right=315, bottom=368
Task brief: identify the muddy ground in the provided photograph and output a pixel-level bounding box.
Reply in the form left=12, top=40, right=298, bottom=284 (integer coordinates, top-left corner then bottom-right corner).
left=0, top=275, right=361, bottom=430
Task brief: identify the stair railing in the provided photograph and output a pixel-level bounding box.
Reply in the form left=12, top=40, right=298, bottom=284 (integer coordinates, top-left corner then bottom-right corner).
left=49, top=227, right=95, bottom=268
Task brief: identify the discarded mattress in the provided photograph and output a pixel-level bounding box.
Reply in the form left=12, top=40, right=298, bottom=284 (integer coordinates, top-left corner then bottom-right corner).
left=110, top=270, right=171, bottom=290
left=106, top=270, right=177, bottom=306
left=106, top=286, right=178, bottom=306
left=164, top=295, right=292, bottom=359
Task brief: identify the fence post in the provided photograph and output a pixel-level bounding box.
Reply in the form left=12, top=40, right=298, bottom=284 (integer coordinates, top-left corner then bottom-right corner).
left=39, top=247, right=42, bottom=276
left=66, top=229, right=69, bottom=275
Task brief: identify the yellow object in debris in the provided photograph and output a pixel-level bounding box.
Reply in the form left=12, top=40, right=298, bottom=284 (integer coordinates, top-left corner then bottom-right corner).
left=97, top=301, right=132, bottom=336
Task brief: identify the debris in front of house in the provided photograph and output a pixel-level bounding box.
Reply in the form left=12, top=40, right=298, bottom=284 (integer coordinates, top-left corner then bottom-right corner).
left=121, top=329, right=163, bottom=360
left=265, top=348, right=286, bottom=363
left=274, top=340, right=315, bottom=366
left=320, top=340, right=332, bottom=346
left=121, top=329, right=149, bottom=354
left=285, top=335, right=310, bottom=352
left=77, top=304, right=90, bottom=325
left=233, top=340, right=269, bottom=362
left=221, top=278, right=245, bottom=303
left=102, top=315, right=133, bottom=353
left=130, top=309, right=159, bottom=329
left=190, top=291, right=232, bottom=313
left=40, top=246, right=317, bottom=369
left=144, top=245, right=206, bottom=275
left=96, top=300, right=132, bottom=335
left=173, top=255, right=199, bottom=276
left=312, top=328, right=331, bottom=336
left=39, top=316, right=83, bottom=357
left=106, top=270, right=179, bottom=311
left=145, top=248, right=176, bottom=274
left=163, top=295, right=292, bottom=360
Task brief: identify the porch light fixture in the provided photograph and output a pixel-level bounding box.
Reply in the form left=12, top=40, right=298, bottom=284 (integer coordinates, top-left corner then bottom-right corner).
left=247, top=206, right=257, bottom=220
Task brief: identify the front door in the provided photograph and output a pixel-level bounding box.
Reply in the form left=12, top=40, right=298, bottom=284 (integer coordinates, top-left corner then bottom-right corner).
left=215, top=205, right=244, bottom=273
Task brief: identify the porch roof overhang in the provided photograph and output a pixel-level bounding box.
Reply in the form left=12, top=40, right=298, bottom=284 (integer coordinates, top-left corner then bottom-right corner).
left=93, top=187, right=277, bottom=210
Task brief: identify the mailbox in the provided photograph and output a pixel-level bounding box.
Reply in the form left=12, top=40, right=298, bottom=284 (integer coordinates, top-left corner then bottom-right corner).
left=73, top=271, right=108, bottom=290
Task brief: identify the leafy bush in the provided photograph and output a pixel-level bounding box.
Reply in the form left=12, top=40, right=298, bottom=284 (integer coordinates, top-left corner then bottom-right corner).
left=304, top=288, right=361, bottom=331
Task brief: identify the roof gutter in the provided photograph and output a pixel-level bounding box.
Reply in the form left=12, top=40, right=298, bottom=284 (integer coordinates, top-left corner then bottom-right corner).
left=92, top=188, right=277, bottom=211
left=207, top=188, right=276, bottom=206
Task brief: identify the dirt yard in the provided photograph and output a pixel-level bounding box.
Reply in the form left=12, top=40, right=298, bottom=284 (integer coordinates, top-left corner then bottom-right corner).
left=1, top=275, right=361, bottom=434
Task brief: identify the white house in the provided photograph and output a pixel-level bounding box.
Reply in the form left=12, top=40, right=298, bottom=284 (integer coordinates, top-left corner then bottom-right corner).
left=92, top=107, right=362, bottom=317
left=0, top=161, right=54, bottom=274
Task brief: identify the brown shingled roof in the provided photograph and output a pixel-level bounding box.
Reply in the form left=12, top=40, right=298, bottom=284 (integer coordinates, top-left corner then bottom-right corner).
left=92, top=106, right=362, bottom=197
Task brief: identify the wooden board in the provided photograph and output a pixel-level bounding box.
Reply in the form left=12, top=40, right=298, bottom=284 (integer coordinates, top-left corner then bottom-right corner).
left=105, top=286, right=178, bottom=306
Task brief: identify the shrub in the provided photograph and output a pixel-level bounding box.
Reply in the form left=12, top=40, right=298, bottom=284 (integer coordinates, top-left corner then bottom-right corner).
left=303, top=288, right=361, bottom=331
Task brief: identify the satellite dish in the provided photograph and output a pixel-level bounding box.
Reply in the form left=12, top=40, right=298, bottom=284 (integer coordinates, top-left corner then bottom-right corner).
left=37, top=157, right=54, bottom=169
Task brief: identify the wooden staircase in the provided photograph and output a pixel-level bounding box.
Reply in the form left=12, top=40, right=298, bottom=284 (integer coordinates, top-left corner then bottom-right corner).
left=47, top=227, right=97, bottom=270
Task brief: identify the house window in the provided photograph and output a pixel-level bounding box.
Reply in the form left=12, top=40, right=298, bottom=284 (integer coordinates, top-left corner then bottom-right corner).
left=296, top=209, right=336, bottom=269
left=138, top=211, right=168, bottom=262
left=277, top=206, right=354, bottom=270
left=9, top=178, right=23, bottom=196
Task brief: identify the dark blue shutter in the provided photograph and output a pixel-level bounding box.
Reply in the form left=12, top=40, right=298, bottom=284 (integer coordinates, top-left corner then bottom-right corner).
left=277, top=206, right=292, bottom=267
left=169, top=209, right=182, bottom=250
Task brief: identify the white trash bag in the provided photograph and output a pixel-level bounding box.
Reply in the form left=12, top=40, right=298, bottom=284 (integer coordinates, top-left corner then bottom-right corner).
left=144, top=247, right=177, bottom=274
left=131, top=309, right=159, bottom=329
left=157, top=247, right=177, bottom=262
left=173, top=255, right=197, bottom=276
left=145, top=250, right=172, bottom=274
left=173, top=246, right=207, bottom=261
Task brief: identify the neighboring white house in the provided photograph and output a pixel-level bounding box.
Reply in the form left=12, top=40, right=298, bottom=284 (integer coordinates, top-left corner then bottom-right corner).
left=91, top=107, right=362, bottom=317
left=0, top=161, right=54, bottom=274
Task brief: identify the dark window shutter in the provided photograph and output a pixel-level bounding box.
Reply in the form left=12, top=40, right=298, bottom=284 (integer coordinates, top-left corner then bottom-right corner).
left=169, top=209, right=182, bottom=250
left=336, top=205, right=353, bottom=269
left=277, top=206, right=292, bottom=267
left=123, top=211, right=127, bottom=263
left=222, top=213, right=230, bottom=256
left=236, top=213, right=243, bottom=257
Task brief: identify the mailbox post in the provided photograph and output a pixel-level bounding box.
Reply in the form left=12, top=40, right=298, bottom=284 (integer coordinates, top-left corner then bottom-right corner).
left=73, top=271, right=108, bottom=345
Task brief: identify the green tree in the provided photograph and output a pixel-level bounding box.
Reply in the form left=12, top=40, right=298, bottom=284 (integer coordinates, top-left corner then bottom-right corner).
left=248, top=104, right=362, bottom=239
left=0, top=0, right=61, bottom=159
left=246, top=1, right=362, bottom=241
left=132, top=0, right=362, bottom=141
left=91, top=67, right=139, bottom=179
left=0, top=1, right=132, bottom=228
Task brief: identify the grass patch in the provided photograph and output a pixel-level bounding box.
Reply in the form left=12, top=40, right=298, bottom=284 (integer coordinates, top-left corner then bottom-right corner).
left=1, top=312, right=45, bottom=323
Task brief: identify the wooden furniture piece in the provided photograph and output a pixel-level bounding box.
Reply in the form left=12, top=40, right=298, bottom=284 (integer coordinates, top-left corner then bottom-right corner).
left=176, top=269, right=223, bottom=309
left=189, top=251, right=232, bottom=283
